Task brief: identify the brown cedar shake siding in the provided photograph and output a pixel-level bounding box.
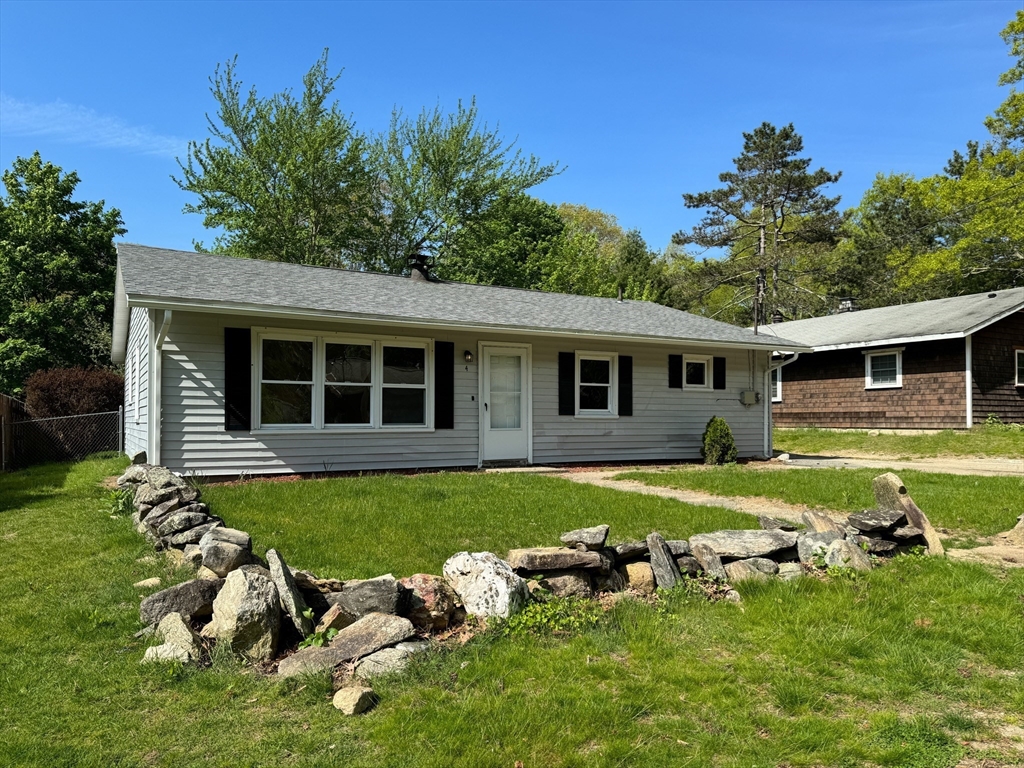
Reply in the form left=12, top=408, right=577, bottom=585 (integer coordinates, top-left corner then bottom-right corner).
left=972, top=311, right=1024, bottom=425
left=773, top=340, right=967, bottom=429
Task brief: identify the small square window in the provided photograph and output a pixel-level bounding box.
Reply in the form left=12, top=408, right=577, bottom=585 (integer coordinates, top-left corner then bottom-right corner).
left=865, top=349, right=903, bottom=389
left=683, top=356, right=711, bottom=388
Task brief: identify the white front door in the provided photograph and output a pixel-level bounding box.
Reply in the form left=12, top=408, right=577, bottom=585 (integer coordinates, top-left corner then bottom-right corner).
left=481, top=345, right=531, bottom=462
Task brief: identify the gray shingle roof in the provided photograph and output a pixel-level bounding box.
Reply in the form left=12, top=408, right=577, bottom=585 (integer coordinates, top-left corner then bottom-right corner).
left=760, top=289, right=1024, bottom=350
left=114, top=244, right=806, bottom=352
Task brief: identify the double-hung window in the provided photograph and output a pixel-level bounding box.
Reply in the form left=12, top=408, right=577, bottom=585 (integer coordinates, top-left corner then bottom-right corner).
left=576, top=352, right=617, bottom=417
left=1016, top=349, right=1024, bottom=387
left=255, top=330, right=431, bottom=430
left=864, top=349, right=903, bottom=389
left=684, top=355, right=711, bottom=389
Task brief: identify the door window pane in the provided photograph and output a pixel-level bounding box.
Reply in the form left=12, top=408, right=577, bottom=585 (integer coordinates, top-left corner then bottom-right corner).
left=685, top=361, right=706, bottom=386
left=326, top=344, right=371, bottom=384
left=383, top=346, right=425, bottom=385
left=382, top=388, right=425, bottom=425
left=871, top=354, right=898, bottom=385
left=324, top=385, right=371, bottom=425
left=579, top=358, right=610, bottom=384
left=261, top=383, right=313, bottom=424
left=263, top=339, right=313, bottom=381
left=489, top=354, right=522, bottom=429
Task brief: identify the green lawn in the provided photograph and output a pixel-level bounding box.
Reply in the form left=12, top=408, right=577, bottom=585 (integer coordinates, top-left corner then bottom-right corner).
left=774, top=425, right=1024, bottom=459
left=2, top=459, right=1023, bottom=767
left=616, top=466, right=1024, bottom=537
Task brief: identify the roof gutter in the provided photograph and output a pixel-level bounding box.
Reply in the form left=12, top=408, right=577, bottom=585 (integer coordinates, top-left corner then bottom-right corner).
left=122, top=294, right=812, bottom=353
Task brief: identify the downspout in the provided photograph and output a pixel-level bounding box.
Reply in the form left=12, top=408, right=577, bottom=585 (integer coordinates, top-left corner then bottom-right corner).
left=149, top=310, right=172, bottom=465
left=965, top=334, right=973, bottom=429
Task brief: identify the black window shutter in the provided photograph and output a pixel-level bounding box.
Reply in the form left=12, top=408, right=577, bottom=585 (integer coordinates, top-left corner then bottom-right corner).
left=558, top=352, right=575, bottom=415
left=434, top=341, right=455, bottom=429
left=224, top=327, right=251, bottom=431
left=668, top=354, right=683, bottom=389
left=618, top=355, right=633, bottom=416
left=713, top=356, right=727, bottom=390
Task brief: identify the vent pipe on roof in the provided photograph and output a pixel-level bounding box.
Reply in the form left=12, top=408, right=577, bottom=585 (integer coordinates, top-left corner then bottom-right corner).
left=409, top=252, right=431, bottom=281
left=617, top=286, right=623, bottom=303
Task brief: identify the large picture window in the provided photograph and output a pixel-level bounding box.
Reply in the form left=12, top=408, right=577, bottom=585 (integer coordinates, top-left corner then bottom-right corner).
left=575, top=352, right=617, bottom=417
left=255, top=331, right=431, bottom=431
left=864, top=349, right=903, bottom=389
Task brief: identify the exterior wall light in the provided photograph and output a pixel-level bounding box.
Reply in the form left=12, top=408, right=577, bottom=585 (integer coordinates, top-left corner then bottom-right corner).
left=464, top=350, right=474, bottom=363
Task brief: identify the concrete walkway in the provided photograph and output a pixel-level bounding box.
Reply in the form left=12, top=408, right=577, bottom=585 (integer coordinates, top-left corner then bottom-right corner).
left=777, top=453, right=1023, bottom=477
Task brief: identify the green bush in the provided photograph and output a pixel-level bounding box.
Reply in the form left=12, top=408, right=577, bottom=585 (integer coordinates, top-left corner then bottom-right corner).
left=701, top=415, right=738, bottom=465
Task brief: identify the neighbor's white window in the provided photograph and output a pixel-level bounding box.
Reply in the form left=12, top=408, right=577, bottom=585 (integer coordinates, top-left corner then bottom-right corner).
left=1016, top=349, right=1024, bottom=387
left=576, top=352, right=617, bottom=417
left=864, top=348, right=903, bottom=389
left=255, top=331, right=431, bottom=431
left=684, top=355, right=711, bottom=389
left=771, top=367, right=782, bottom=402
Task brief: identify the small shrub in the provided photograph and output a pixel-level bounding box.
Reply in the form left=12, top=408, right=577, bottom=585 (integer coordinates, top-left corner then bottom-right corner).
left=701, top=415, right=738, bottom=465
left=499, top=598, right=602, bottom=637
left=24, top=367, right=123, bottom=417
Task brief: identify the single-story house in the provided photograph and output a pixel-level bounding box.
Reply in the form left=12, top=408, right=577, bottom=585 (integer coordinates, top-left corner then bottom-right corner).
left=110, top=244, right=807, bottom=476
left=763, top=289, right=1024, bottom=430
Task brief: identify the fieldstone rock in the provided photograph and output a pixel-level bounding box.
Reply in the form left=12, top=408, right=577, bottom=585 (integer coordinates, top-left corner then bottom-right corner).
left=612, top=540, right=649, bottom=561
left=872, top=472, right=944, bottom=555
left=852, top=535, right=899, bottom=554
left=675, top=555, right=701, bottom=578
left=293, top=570, right=345, bottom=594
left=892, top=525, right=925, bottom=540
left=130, top=450, right=148, bottom=465
left=199, top=528, right=252, bottom=578
left=847, top=509, right=905, bottom=532
left=267, top=549, right=313, bottom=637
left=801, top=510, right=845, bottom=535
left=140, top=578, right=224, bottom=625
left=166, top=521, right=224, bottom=548
left=646, top=533, right=681, bottom=590
left=620, top=562, right=656, bottom=594
left=329, top=612, right=416, bottom=661
left=326, top=575, right=400, bottom=621
left=594, top=568, right=626, bottom=592
left=156, top=510, right=210, bottom=538
left=443, top=552, right=529, bottom=618
left=777, top=563, right=804, bottom=581
left=132, top=505, right=152, bottom=526
left=145, top=466, right=189, bottom=490
left=278, top=646, right=350, bottom=678
left=118, top=464, right=149, bottom=487
left=691, top=542, right=727, bottom=581
left=758, top=515, right=799, bottom=531
left=144, top=498, right=181, bottom=527
left=196, top=565, right=221, bottom=580
left=824, top=539, right=873, bottom=572
left=797, top=531, right=843, bottom=564
left=142, top=643, right=191, bottom=664
left=353, top=647, right=411, bottom=679
left=200, top=569, right=280, bottom=662
left=134, top=577, right=162, bottom=589
left=724, top=557, right=778, bottom=583
left=134, top=483, right=179, bottom=510
left=538, top=570, right=592, bottom=599
left=332, top=686, right=376, bottom=715
left=559, top=524, right=610, bottom=551
left=666, top=540, right=691, bottom=557
left=315, top=602, right=357, bottom=634
left=156, top=611, right=202, bottom=661
left=163, top=547, right=185, bottom=567
left=723, top=590, right=743, bottom=604
left=506, top=547, right=608, bottom=573
left=395, top=639, right=430, bottom=655
left=182, top=544, right=203, bottom=569
left=398, top=574, right=458, bottom=631
left=689, top=529, right=798, bottom=559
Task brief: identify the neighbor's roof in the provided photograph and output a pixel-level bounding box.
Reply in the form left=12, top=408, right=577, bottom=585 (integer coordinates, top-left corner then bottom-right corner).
left=760, top=288, right=1024, bottom=352
left=110, top=244, right=807, bottom=362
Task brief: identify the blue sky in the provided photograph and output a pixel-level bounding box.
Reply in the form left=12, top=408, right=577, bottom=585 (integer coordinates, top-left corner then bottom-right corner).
left=0, top=0, right=1018, bottom=255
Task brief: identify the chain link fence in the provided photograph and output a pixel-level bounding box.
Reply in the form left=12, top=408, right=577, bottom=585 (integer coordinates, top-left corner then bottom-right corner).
left=1, top=396, right=123, bottom=471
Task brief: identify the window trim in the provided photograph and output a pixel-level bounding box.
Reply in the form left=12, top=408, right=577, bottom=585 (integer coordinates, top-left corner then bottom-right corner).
left=863, top=348, right=904, bottom=390
left=575, top=351, right=618, bottom=419
left=1015, top=349, right=1024, bottom=387
left=770, top=366, right=782, bottom=403
left=251, top=328, right=434, bottom=433
left=683, top=354, right=712, bottom=390
left=133, top=345, right=141, bottom=423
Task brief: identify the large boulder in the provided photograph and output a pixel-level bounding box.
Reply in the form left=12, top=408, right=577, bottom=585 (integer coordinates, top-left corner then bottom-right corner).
left=689, top=529, right=798, bottom=560
left=559, top=525, right=610, bottom=551
left=140, top=578, right=224, bottom=626
left=796, top=531, right=844, bottom=564
left=538, top=570, right=593, bottom=599
left=506, top=547, right=609, bottom=573
left=646, top=532, right=681, bottom=590
left=691, top=542, right=727, bottom=582
left=443, top=552, right=529, bottom=618
left=326, top=574, right=400, bottom=621
left=872, top=473, right=944, bottom=555
left=200, top=569, right=280, bottom=662
left=266, top=549, right=313, bottom=637
left=329, top=612, right=415, bottom=661
left=398, top=574, right=458, bottom=631
left=824, top=539, right=872, bottom=572
left=199, top=528, right=252, bottom=578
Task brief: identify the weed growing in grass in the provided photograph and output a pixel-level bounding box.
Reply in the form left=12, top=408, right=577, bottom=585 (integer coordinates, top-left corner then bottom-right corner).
left=106, top=487, right=133, bottom=516
left=499, top=597, right=603, bottom=637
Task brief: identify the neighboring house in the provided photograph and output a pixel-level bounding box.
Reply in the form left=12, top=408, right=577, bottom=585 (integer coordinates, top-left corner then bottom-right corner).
left=110, top=244, right=807, bottom=476
left=764, top=289, right=1024, bottom=430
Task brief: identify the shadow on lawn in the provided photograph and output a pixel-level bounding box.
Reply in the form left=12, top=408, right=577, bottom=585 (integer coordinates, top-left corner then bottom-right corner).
left=0, top=461, right=75, bottom=514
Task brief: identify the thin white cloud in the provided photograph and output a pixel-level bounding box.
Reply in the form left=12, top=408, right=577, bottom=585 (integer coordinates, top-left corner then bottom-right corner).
left=0, top=93, right=187, bottom=159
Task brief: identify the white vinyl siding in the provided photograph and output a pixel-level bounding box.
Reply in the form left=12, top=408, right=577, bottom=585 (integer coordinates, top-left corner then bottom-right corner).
left=123, top=306, right=150, bottom=458
left=157, top=310, right=771, bottom=476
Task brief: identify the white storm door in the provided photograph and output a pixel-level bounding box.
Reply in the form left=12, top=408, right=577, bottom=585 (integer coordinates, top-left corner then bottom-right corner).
left=482, top=346, right=530, bottom=461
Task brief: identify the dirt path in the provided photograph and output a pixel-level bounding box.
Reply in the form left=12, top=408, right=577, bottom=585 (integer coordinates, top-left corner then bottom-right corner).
left=777, top=453, right=1023, bottom=477
left=553, top=469, right=847, bottom=525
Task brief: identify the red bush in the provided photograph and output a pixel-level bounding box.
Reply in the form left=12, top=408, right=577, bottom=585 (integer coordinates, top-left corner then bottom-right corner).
left=24, top=367, right=124, bottom=417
